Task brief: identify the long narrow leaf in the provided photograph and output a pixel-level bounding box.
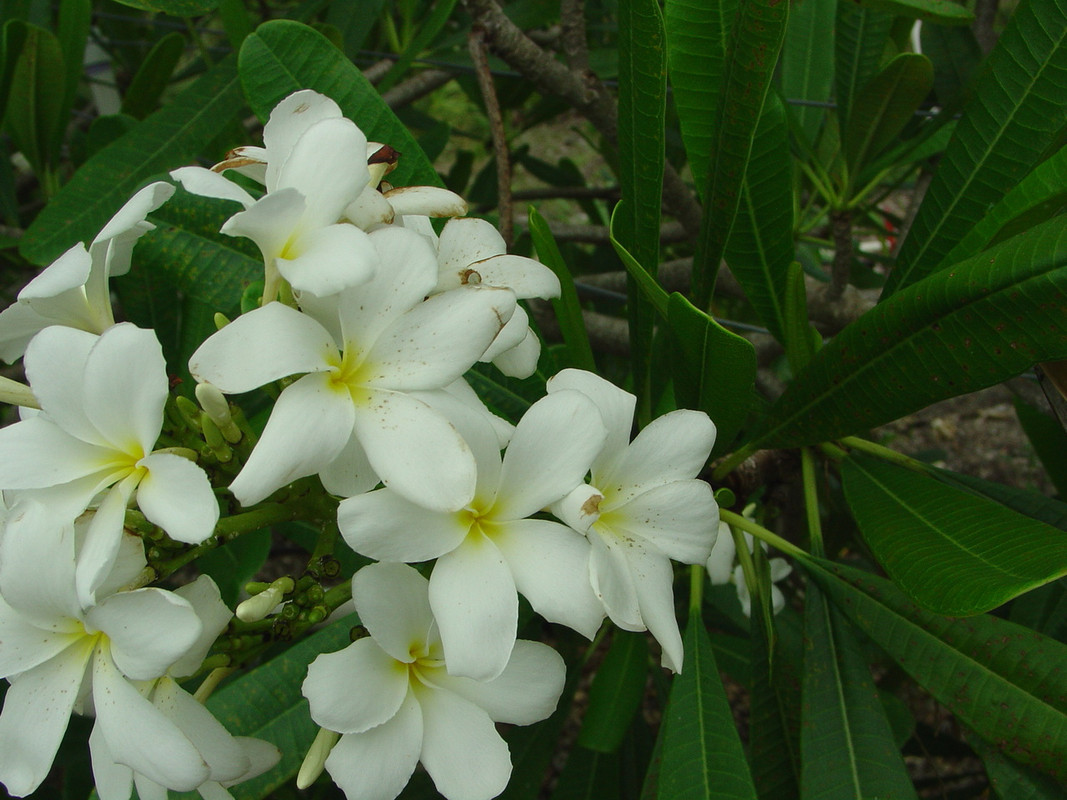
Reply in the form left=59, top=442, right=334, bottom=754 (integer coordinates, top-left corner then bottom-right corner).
left=781, top=0, right=835, bottom=147
left=834, top=2, right=893, bottom=128
left=885, top=0, right=1067, bottom=294
left=752, top=215, right=1067, bottom=448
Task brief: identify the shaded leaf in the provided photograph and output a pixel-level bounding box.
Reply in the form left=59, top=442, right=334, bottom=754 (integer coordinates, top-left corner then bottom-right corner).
left=4, top=21, right=64, bottom=178
left=111, top=0, right=218, bottom=14
left=1014, top=396, right=1067, bottom=498
left=120, top=31, right=185, bottom=119
left=781, top=0, right=836, bottom=147
left=752, top=216, right=1067, bottom=449
left=195, top=529, right=272, bottom=607
left=578, top=631, right=649, bottom=753
left=857, top=0, right=973, bottom=23
left=834, top=2, right=893, bottom=128
left=969, top=732, right=1067, bottom=799
left=920, top=24, right=983, bottom=108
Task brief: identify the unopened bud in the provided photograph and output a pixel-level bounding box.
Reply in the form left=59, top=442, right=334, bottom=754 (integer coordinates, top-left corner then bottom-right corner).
left=0, top=376, right=39, bottom=409
left=297, top=727, right=340, bottom=789
left=236, top=577, right=295, bottom=622
left=196, top=383, right=241, bottom=443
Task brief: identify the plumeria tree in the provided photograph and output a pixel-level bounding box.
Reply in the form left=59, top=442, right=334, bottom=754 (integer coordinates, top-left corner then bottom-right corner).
left=1, top=0, right=1066, bottom=798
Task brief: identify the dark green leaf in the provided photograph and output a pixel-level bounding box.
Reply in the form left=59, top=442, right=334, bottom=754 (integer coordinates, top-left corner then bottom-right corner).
left=804, top=557, right=1067, bottom=778
left=111, top=0, right=218, bottom=14
left=969, top=732, right=1067, bottom=799
left=752, top=216, right=1067, bottom=448
left=375, top=0, right=458, bottom=93
left=121, top=31, right=185, bottom=119
left=724, top=94, right=795, bottom=344
left=920, top=24, right=983, bottom=108
left=885, top=0, right=1067, bottom=294
left=217, top=0, right=254, bottom=49
left=4, top=21, right=64, bottom=178
left=657, top=614, right=758, bottom=799
left=552, top=745, right=622, bottom=800
left=664, top=0, right=738, bottom=192
left=781, top=0, right=836, bottom=147
left=609, top=202, right=669, bottom=317
left=800, top=581, right=918, bottom=799
left=855, top=0, right=973, bottom=23
left=1014, top=396, right=1067, bottom=498
left=578, top=631, right=649, bottom=753
left=54, top=0, right=89, bottom=155
left=667, top=293, right=757, bottom=457
left=195, top=528, right=272, bottom=607
left=528, top=206, right=596, bottom=372
left=844, top=53, right=934, bottom=177
left=238, top=20, right=439, bottom=190
left=325, top=0, right=386, bottom=58
left=690, top=0, right=789, bottom=307
left=20, top=55, right=243, bottom=266
left=834, top=2, right=894, bottom=128
left=782, top=261, right=819, bottom=374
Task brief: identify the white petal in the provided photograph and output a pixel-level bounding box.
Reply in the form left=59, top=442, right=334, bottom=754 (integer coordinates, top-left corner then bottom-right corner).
left=19, top=243, right=92, bottom=301
left=588, top=534, right=642, bottom=630
left=607, top=410, right=716, bottom=501
left=318, top=430, right=378, bottom=497
left=364, top=286, right=515, bottom=392
left=352, top=563, right=434, bottom=664
left=324, top=693, right=422, bottom=800
left=277, top=118, right=369, bottom=228
left=0, top=603, right=84, bottom=678
left=706, top=523, right=737, bottom=585
left=416, top=684, right=511, bottom=800
left=343, top=187, right=395, bottom=229
left=152, top=678, right=249, bottom=782
left=383, top=185, right=467, bottom=219
left=303, top=639, right=409, bottom=734
left=424, top=639, right=564, bottom=725
left=262, top=90, right=343, bottom=190
left=220, top=187, right=306, bottom=263
left=88, top=588, right=201, bottom=681
left=0, top=415, right=111, bottom=490
left=629, top=544, right=685, bottom=672
left=438, top=378, right=515, bottom=448
left=479, top=303, right=528, bottom=363
left=92, top=649, right=210, bottom=791
left=437, top=219, right=505, bottom=288
left=0, top=301, right=50, bottom=363
left=278, top=223, right=377, bottom=297
left=136, top=453, right=219, bottom=544
left=338, top=489, right=469, bottom=563
left=429, top=536, right=517, bottom=681
left=23, top=325, right=102, bottom=445
left=77, top=476, right=139, bottom=608
left=170, top=167, right=255, bottom=208
left=89, top=721, right=134, bottom=800
left=228, top=372, right=355, bottom=506
left=0, top=502, right=80, bottom=626
left=0, top=640, right=95, bottom=796
left=189, top=302, right=336, bottom=394
left=547, top=369, right=636, bottom=472
left=81, top=324, right=167, bottom=456
left=475, top=254, right=561, bottom=299
left=169, top=576, right=231, bottom=678
left=493, top=519, right=604, bottom=639
left=490, top=325, right=542, bottom=379
left=351, top=389, right=475, bottom=513
left=608, top=480, right=719, bottom=565
left=551, top=483, right=603, bottom=535
left=94, top=530, right=148, bottom=599
left=94, top=182, right=175, bottom=248
left=224, top=736, right=280, bottom=785
left=493, top=390, right=607, bottom=521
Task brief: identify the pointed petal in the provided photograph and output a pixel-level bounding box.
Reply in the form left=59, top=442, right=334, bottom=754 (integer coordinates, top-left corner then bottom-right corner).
left=224, top=736, right=280, bottom=785
left=152, top=678, right=249, bottom=782
left=89, top=722, right=135, bottom=800
left=228, top=373, right=355, bottom=506
left=424, top=639, right=564, bottom=725
left=416, top=685, right=511, bottom=800
left=136, top=453, right=219, bottom=544
left=19, top=243, right=92, bottom=300
left=277, top=118, right=369, bottom=227
left=475, top=254, right=561, bottom=299
left=338, top=489, right=469, bottom=562
left=706, top=522, right=737, bottom=585
left=324, top=693, right=422, bottom=800
left=608, top=410, right=716, bottom=501
left=493, top=390, right=607, bottom=521
left=278, top=223, right=377, bottom=297
left=23, top=324, right=102, bottom=445
left=317, top=430, right=378, bottom=497
left=490, top=325, right=541, bottom=379
left=94, top=530, right=148, bottom=599
left=77, top=476, right=139, bottom=608
left=303, top=639, right=409, bottom=734
left=492, top=519, right=604, bottom=639
left=479, top=303, right=528, bottom=362
left=365, top=286, right=515, bottom=391
left=88, top=588, right=201, bottom=680
left=383, top=185, right=467, bottom=219
left=220, top=188, right=306, bottom=262
left=170, top=167, right=255, bottom=208
left=588, top=534, right=642, bottom=630
left=82, top=324, right=167, bottom=456
left=609, top=481, right=719, bottom=565
left=0, top=415, right=109, bottom=489
left=189, top=302, right=336, bottom=393
left=351, top=389, right=475, bottom=512
left=428, top=536, right=517, bottom=681
left=92, top=649, right=210, bottom=791
left=0, top=300, right=50, bottom=363
left=169, top=576, right=231, bottom=678
left=351, top=563, right=434, bottom=664
left=546, top=369, right=636, bottom=472
left=94, top=182, right=175, bottom=247
left=0, top=639, right=94, bottom=796
left=628, top=544, right=685, bottom=672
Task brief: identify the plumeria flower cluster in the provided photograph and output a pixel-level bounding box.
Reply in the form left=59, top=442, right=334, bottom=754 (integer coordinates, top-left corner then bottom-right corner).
left=0, top=88, right=728, bottom=800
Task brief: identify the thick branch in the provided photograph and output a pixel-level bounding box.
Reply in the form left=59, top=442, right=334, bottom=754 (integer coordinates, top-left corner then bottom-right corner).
left=559, top=0, right=590, bottom=72
left=381, top=69, right=455, bottom=108
left=469, top=28, right=514, bottom=246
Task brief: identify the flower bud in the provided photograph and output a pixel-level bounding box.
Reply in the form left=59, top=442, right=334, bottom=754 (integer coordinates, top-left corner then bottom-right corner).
left=297, top=727, right=339, bottom=790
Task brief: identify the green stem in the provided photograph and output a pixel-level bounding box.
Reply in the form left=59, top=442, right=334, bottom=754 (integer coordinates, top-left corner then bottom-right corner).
left=719, top=508, right=807, bottom=561
left=839, top=435, right=928, bottom=472
left=688, top=564, right=704, bottom=614
left=819, top=441, right=849, bottom=461
left=184, top=17, right=214, bottom=66
left=801, top=447, right=824, bottom=557
left=712, top=442, right=758, bottom=481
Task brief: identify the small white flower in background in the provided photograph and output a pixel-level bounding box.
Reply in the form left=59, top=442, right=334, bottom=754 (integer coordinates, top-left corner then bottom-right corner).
left=190, top=226, right=516, bottom=512
left=0, top=181, right=174, bottom=363
left=547, top=369, right=719, bottom=673
left=338, top=389, right=607, bottom=680
left=0, top=323, right=219, bottom=605
left=301, top=562, right=565, bottom=800
left=707, top=519, right=793, bottom=616
left=0, top=503, right=210, bottom=797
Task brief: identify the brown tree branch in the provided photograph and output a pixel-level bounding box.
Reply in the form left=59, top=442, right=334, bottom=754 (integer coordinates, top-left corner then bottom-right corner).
left=381, top=69, right=455, bottom=109
left=469, top=27, right=514, bottom=247
left=559, top=0, right=590, bottom=73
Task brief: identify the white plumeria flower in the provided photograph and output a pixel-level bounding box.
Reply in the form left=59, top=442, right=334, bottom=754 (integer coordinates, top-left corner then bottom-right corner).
left=547, top=369, right=719, bottom=673
left=338, top=390, right=607, bottom=681
left=171, top=91, right=378, bottom=300
left=190, top=226, right=516, bottom=512
left=708, top=521, right=792, bottom=616
left=0, top=324, right=219, bottom=605
left=0, top=503, right=210, bottom=797
left=302, top=562, right=565, bottom=800
left=0, top=181, right=174, bottom=363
